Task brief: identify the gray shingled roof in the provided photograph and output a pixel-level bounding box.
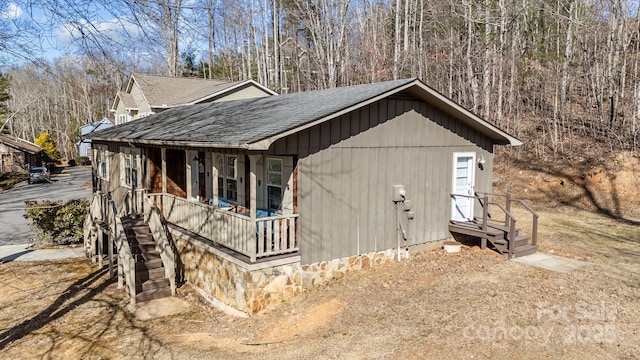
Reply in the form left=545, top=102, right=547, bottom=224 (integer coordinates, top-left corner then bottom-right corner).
left=92, top=78, right=416, bottom=146
left=134, top=74, right=250, bottom=106
left=92, top=78, right=521, bottom=149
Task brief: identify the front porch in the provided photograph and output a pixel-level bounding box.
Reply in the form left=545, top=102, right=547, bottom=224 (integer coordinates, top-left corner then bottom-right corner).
left=147, top=193, right=299, bottom=262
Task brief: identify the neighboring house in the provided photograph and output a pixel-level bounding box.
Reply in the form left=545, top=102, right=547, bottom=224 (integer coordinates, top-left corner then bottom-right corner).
left=78, top=118, right=114, bottom=161
left=0, top=134, right=43, bottom=173
left=85, top=78, right=535, bottom=315
left=111, top=73, right=278, bottom=125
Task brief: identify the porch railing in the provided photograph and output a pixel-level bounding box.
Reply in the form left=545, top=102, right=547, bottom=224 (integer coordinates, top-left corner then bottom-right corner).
left=123, top=188, right=148, bottom=218
left=146, top=193, right=299, bottom=262
left=84, top=191, right=109, bottom=263
left=476, top=192, right=539, bottom=246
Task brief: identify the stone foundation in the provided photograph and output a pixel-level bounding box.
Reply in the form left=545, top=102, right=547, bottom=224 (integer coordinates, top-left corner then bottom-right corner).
left=171, top=228, right=398, bottom=315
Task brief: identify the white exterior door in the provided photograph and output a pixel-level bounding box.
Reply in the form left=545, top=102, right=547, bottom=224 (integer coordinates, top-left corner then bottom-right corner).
left=190, top=157, right=199, bottom=201
left=451, top=153, right=476, bottom=221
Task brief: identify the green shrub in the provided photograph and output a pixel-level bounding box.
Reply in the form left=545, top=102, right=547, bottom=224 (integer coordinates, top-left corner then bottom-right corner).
left=75, top=156, right=90, bottom=166
left=0, top=172, right=28, bottom=190
left=23, top=199, right=89, bottom=244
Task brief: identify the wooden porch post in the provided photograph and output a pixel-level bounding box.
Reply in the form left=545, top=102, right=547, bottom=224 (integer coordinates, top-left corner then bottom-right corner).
left=97, top=228, right=104, bottom=269
left=249, top=154, right=260, bottom=262
left=108, top=227, right=114, bottom=278
left=161, top=148, right=167, bottom=194
left=211, top=161, right=219, bottom=206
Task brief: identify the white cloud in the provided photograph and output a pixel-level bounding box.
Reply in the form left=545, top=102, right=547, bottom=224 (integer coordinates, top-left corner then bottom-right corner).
left=55, top=16, right=144, bottom=47
left=1, top=2, right=23, bottom=20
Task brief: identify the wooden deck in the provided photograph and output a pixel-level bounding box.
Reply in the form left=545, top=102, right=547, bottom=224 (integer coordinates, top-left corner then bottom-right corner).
left=449, top=192, right=538, bottom=259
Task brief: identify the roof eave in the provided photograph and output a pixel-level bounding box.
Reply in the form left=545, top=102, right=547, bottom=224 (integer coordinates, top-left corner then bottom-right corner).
left=248, top=79, right=521, bottom=150
left=188, top=80, right=278, bottom=105
left=90, top=136, right=250, bottom=150
left=406, top=82, right=522, bottom=146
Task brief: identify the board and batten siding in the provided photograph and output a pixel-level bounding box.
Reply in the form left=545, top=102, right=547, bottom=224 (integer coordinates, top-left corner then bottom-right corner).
left=271, top=96, right=494, bottom=265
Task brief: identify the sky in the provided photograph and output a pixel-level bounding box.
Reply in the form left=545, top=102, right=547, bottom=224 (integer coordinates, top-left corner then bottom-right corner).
left=0, top=1, right=145, bottom=67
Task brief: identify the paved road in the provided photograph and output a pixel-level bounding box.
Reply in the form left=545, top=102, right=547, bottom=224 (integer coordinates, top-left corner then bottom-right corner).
left=0, top=244, right=85, bottom=262
left=0, top=166, right=93, bottom=245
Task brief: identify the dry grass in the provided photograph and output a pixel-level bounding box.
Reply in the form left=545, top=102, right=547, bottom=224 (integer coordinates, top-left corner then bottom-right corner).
left=0, top=205, right=639, bottom=359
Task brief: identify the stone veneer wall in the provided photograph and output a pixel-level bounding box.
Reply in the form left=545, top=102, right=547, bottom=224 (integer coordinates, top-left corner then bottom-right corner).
left=171, top=230, right=398, bottom=315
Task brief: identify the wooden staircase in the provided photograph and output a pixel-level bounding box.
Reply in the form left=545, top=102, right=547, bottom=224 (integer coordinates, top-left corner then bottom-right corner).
left=448, top=193, right=539, bottom=259
left=122, top=218, right=172, bottom=302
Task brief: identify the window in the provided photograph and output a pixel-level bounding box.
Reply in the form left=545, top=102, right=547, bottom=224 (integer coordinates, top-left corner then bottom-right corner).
left=117, top=114, right=127, bottom=125
left=95, top=146, right=108, bottom=180
left=216, top=154, right=238, bottom=203
left=266, top=158, right=283, bottom=211
left=225, top=155, right=238, bottom=202
left=121, top=147, right=141, bottom=188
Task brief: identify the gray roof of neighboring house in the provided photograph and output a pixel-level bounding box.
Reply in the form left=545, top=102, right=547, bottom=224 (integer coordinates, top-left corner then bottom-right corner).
left=80, top=118, right=114, bottom=136
left=115, top=91, right=137, bottom=109
left=132, top=74, right=276, bottom=107
left=91, top=78, right=522, bottom=150
left=0, top=134, right=43, bottom=154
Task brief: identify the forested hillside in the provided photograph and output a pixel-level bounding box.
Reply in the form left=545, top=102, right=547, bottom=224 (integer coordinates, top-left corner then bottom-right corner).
left=0, top=0, right=638, bottom=163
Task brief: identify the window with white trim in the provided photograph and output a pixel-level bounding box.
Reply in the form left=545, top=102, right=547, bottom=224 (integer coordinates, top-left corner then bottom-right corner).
left=215, top=154, right=238, bottom=203
left=117, top=114, right=127, bottom=125
left=225, top=155, right=238, bottom=202
left=121, top=147, right=141, bottom=188
left=95, top=146, right=109, bottom=180
left=266, top=158, right=283, bottom=211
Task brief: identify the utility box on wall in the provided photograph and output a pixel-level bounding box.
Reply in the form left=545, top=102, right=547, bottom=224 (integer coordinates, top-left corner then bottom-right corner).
left=392, top=185, right=406, bottom=202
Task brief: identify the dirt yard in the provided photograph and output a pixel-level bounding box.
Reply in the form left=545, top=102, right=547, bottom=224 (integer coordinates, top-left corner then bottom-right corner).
left=1, top=158, right=639, bottom=359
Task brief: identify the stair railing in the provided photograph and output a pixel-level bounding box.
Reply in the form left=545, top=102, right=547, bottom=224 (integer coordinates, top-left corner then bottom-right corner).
left=144, top=195, right=177, bottom=296
left=509, top=199, right=539, bottom=246
left=477, top=191, right=539, bottom=249
left=451, top=193, right=519, bottom=257
left=106, top=196, right=137, bottom=305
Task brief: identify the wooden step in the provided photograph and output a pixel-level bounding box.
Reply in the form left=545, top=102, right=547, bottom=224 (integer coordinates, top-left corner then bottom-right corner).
left=134, top=231, right=153, bottom=239
left=449, top=221, right=505, bottom=239
left=135, top=287, right=172, bottom=303
left=512, top=235, right=529, bottom=248
left=136, top=278, right=170, bottom=292
left=136, top=267, right=166, bottom=282
left=486, top=223, right=521, bottom=237
left=137, top=251, right=161, bottom=262
left=510, top=244, right=538, bottom=259
left=136, top=258, right=164, bottom=269
left=133, top=242, right=157, bottom=252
